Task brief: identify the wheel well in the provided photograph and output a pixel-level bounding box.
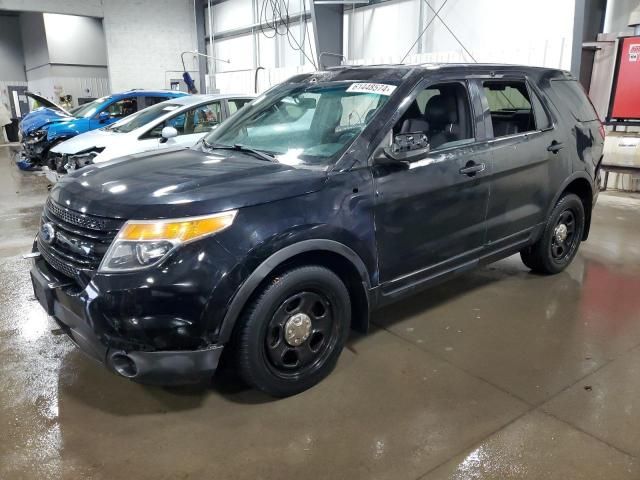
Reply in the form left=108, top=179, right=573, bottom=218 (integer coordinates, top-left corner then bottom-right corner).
left=562, top=178, right=593, bottom=240
left=264, top=250, right=370, bottom=334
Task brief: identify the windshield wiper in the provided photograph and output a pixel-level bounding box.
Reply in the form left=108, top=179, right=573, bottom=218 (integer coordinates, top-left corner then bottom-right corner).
left=203, top=141, right=277, bottom=163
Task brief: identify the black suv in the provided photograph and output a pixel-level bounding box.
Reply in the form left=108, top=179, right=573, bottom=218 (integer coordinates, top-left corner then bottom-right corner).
left=30, top=65, right=604, bottom=397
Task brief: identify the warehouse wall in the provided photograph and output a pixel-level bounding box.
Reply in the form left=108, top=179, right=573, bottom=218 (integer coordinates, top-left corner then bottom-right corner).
left=19, top=12, right=49, bottom=71
left=0, top=0, right=102, bottom=17
left=18, top=12, right=109, bottom=104
left=603, top=0, right=637, bottom=34
left=344, top=0, right=576, bottom=70
left=102, top=0, right=198, bottom=92
left=0, top=14, right=25, bottom=81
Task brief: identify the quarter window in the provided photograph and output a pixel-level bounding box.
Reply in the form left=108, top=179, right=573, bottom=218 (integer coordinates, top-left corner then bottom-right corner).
left=483, top=80, right=536, bottom=137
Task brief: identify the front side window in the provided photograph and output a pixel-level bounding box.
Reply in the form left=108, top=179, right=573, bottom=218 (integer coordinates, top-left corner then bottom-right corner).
left=483, top=80, right=536, bottom=137
left=185, top=102, right=222, bottom=133
left=145, top=102, right=223, bottom=138
left=392, top=82, right=474, bottom=150
left=204, top=83, right=393, bottom=167
left=107, top=103, right=182, bottom=134
left=71, top=96, right=111, bottom=118
left=104, top=97, right=138, bottom=119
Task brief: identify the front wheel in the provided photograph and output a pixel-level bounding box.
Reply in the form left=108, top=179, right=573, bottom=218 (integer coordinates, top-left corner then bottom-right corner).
left=520, top=193, right=585, bottom=274
left=235, top=265, right=351, bottom=397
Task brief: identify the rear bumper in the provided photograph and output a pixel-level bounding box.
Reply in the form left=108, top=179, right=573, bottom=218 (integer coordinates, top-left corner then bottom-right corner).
left=30, top=254, right=224, bottom=385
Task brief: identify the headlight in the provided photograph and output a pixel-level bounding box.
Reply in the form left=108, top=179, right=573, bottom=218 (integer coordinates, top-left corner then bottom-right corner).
left=66, top=149, right=104, bottom=170
left=98, top=210, right=237, bottom=272
left=26, top=129, right=47, bottom=144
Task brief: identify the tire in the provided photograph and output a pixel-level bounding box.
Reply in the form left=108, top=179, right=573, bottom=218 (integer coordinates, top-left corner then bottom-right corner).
left=235, top=265, right=351, bottom=397
left=520, top=193, right=585, bottom=274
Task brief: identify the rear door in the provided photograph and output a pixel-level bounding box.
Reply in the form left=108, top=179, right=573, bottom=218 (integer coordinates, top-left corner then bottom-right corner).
left=476, top=76, right=564, bottom=249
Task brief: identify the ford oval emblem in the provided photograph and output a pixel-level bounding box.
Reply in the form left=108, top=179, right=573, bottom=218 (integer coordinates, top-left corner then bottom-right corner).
left=40, top=222, right=56, bottom=245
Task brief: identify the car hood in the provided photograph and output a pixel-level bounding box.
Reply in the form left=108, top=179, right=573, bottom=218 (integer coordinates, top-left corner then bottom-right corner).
left=50, top=148, right=328, bottom=219
left=25, top=91, right=72, bottom=116
left=20, top=108, right=75, bottom=135
left=51, top=128, right=120, bottom=154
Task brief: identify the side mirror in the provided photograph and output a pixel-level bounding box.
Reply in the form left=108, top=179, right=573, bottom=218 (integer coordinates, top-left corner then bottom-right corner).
left=160, top=126, right=178, bottom=143
left=97, top=111, right=110, bottom=124
left=381, top=132, right=430, bottom=163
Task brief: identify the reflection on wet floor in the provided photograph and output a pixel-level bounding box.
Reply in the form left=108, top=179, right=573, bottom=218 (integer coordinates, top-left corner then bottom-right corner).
left=1, top=145, right=640, bottom=479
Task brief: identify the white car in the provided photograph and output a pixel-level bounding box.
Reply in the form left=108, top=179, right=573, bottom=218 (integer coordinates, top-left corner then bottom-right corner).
left=44, top=93, right=254, bottom=182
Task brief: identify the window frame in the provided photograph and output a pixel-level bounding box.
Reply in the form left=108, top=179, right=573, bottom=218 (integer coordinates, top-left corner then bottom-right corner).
left=368, top=77, right=482, bottom=166
left=186, top=101, right=223, bottom=134
left=477, top=76, right=555, bottom=141
left=225, top=98, right=253, bottom=118
left=98, top=96, right=139, bottom=120
left=138, top=100, right=224, bottom=140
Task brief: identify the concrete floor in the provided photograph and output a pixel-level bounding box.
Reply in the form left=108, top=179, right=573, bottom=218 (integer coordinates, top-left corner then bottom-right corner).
left=2, top=143, right=640, bottom=479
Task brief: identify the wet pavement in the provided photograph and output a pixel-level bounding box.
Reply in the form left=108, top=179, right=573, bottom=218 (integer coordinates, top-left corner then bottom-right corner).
left=1, top=143, right=640, bottom=479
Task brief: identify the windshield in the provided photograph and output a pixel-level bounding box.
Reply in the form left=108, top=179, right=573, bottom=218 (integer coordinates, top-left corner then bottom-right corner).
left=106, top=102, right=182, bottom=133
left=204, top=82, right=394, bottom=166
left=69, top=96, right=111, bottom=118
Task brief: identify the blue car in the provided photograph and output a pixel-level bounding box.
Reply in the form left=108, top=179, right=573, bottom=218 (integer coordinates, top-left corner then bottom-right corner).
left=18, top=90, right=188, bottom=170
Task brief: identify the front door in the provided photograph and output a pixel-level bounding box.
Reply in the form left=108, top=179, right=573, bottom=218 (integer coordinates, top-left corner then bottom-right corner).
left=373, top=80, right=491, bottom=288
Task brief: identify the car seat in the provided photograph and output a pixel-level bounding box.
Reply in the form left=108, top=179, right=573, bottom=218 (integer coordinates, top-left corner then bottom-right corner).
left=424, top=94, right=460, bottom=148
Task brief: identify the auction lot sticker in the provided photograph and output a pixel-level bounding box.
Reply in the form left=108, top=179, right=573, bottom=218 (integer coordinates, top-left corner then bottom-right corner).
left=347, top=83, right=397, bottom=96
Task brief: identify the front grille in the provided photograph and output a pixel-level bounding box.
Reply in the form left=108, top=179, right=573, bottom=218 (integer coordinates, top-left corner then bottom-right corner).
left=38, top=198, right=124, bottom=279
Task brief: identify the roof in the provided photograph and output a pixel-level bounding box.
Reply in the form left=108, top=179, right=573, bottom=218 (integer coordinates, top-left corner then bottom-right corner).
left=161, top=93, right=255, bottom=107
left=113, top=90, right=188, bottom=98
left=315, top=63, right=573, bottom=82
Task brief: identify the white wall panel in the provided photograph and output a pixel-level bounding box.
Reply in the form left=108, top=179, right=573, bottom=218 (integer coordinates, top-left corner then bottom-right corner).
left=344, top=0, right=576, bottom=70
left=345, top=0, right=421, bottom=60
left=43, top=13, right=107, bottom=66
left=214, top=34, right=255, bottom=72
left=211, top=0, right=254, bottom=32
left=214, top=64, right=314, bottom=95
left=102, top=0, right=198, bottom=92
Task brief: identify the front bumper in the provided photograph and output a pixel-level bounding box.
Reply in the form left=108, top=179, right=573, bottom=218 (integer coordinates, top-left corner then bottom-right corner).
left=30, top=254, right=224, bottom=385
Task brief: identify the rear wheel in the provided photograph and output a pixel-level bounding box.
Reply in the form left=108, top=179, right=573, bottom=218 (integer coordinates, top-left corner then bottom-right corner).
left=235, top=265, right=351, bottom=397
left=520, top=193, right=585, bottom=274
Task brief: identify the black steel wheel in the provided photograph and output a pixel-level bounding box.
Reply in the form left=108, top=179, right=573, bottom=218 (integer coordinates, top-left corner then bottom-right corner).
left=520, top=193, right=585, bottom=274
left=264, top=291, right=337, bottom=377
left=235, top=265, right=351, bottom=397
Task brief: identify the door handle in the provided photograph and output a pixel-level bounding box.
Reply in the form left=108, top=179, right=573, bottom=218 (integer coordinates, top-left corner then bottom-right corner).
left=547, top=141, right=564, bottom=153
left=459, top=161, right=485, bottom=177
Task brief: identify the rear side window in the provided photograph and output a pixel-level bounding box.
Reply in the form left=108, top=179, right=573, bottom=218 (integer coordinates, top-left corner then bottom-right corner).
left=142, top=96, right=170, bottom=108
left=549, top=80, right=598, bottom=122
left=483, top=80, right=536, bottom=137
left=530, top=89, right=552, bottom=129
left=228, top=99, right=251, bottom=115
